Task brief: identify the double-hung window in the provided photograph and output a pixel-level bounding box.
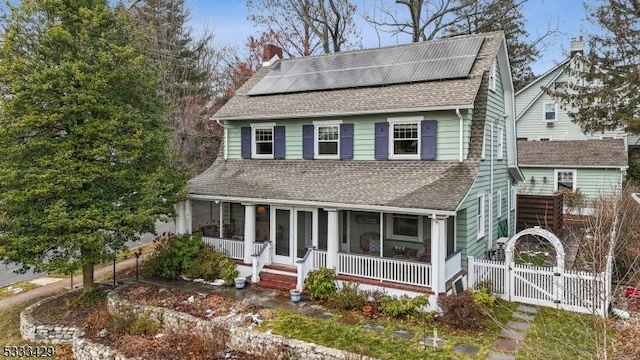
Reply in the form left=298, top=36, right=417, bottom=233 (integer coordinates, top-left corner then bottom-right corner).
left=388, top=117, right=421, bottom=160
left=477, top=193, right=486, bottom=239
left=554, top=169, right=577, bottom=192
left=314, top=121, right=341, bottom=159
left=543, top=102, right=557, bottom=122
left=252, top=124, right=274, bottom=159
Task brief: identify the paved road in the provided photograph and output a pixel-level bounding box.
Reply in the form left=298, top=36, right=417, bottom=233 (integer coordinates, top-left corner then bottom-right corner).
left=0, top=221, right=176, bottom=287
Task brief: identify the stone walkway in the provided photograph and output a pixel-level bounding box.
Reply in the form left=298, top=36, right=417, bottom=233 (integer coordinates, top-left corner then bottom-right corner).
left=486, top=304, right=538, bottom=360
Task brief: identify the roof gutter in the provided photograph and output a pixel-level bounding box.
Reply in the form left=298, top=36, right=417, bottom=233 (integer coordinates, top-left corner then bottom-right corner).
left=187, top=194, right=457, bottom=217
left=213, top=104, right=475, bottom=122
left=456, top=108, right=464, bottom=162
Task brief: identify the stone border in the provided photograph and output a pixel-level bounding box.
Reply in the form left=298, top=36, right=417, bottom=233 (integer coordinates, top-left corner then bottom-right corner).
left=72, top=333, right=141, bottom=360
left=20, top=290, right=81, bottom=344
left=108, top=285, right=373, bottom=360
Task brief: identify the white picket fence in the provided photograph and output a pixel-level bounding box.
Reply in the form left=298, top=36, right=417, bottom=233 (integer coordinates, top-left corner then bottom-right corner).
left=468, top=256, right=610, bottom=317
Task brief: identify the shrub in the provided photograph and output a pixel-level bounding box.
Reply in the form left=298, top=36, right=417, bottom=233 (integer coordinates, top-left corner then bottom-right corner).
left=469, top=285, right=496, bottom=308
left=329, top=282, right=368, bottom=310
left=304, top=267, right=337, bottom=300
left=127, top=311, right=161, bottom=336
left=378, top=294, right=428, bottom=318
left=438, top=291, right=486, bottom=330
left=143, top=234, right=204, bottom=279
left=183, top=246, right=239, bottom=284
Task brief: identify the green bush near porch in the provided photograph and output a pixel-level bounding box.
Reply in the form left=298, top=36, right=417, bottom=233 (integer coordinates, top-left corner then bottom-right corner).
left=304, top=267, right=337, bottom=300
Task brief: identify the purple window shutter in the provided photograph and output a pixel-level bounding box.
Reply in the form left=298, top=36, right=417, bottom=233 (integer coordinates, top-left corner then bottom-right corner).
left=421, top=120, right=437, bottom=160
left=302, top=124, right=314, bottom=159
left=241, top=126, right=251, bottom=159
left=274, top=126, right=286, bottom=159
left=340, top=123, right=354, bottom=159
left=374, top=122, right=389, bottom=160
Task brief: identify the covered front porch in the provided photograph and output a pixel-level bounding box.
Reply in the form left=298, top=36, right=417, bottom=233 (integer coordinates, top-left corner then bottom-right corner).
left=177, top=198, right=463, bottom=294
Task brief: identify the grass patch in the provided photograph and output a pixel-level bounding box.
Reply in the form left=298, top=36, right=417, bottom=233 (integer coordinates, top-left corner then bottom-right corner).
left=0, top=281, right=39, bottom=300
left=0, top=295, right=73, bottom=359
left=517, top=307, right=616, bottom=359
left=260, top=301, right=519, bottom=360
left=515, top=251, right=548, bottom=266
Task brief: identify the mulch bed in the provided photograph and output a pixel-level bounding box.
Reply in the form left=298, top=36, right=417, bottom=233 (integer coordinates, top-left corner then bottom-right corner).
left=31, top=284, right=114, bottom=327
left=117, top=283, right=259, bottom=319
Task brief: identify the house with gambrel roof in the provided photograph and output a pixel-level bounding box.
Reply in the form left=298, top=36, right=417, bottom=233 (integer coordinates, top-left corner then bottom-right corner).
left=175, top=31, right=522, bottom=303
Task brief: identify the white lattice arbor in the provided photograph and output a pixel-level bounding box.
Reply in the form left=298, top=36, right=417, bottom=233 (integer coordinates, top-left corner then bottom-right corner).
left=504, top=226, right=565, bottom=272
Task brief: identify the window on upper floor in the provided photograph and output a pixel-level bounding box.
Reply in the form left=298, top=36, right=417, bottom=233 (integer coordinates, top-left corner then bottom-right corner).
left=497, top=125, right=504, bottom=160
left=391, top=122, right=419, bottom=158
left=315, top=121, right=341, bottom=159
left=543, top=102, right=557, bottom=122
left=375, top=117, right=436, bottom=160
left=489, top=61, right=497, bottom=92
left=252, top=126, right=274, bottom=159
left=477, top=193, right=486, bottom=239
left=555, top=169, right=577, bottom=192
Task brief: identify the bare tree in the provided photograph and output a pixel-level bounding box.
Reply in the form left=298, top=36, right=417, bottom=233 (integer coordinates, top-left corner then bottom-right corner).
left=247, top=0, right=360, bottom=57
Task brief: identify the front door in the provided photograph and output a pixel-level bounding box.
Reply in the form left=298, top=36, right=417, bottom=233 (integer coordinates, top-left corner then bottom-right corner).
left=271, top=207, right=315, bottom=265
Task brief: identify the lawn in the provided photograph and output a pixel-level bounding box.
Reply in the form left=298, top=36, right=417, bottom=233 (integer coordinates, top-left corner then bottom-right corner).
left=0, top=295, right=73, bottom=360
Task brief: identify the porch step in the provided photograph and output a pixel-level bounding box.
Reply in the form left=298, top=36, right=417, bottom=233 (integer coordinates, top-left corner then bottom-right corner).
left=254, top=271, right=298, bottom=293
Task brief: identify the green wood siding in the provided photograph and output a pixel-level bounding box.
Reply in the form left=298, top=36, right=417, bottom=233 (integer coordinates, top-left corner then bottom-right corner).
left=518, top=167, right=623, bottom=205
left=224, top=112, right=472, bottom=161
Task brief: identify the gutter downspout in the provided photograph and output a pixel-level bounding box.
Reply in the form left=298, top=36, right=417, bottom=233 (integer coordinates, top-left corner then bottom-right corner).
left=456, top=108, right=464, bottom=162
left=216, top=119, right=227, bottom=160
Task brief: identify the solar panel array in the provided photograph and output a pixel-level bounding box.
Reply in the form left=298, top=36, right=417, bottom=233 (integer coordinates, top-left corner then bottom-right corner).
left=247, top=36, right=484, bottom=96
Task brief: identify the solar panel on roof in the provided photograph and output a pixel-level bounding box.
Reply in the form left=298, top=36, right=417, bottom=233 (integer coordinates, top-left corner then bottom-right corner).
left=248, top=36, right=484, bottom=96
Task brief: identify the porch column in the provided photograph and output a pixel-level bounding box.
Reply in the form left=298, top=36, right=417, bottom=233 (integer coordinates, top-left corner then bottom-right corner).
left=184, top=199, right=192, bottom=234
left=243, top=204, right=256, bottom=264
left=175, top=201, right=186, bottom=235
left=326, top=209, right=339, bottom=269
left=431, top=214, right=448, bottom=295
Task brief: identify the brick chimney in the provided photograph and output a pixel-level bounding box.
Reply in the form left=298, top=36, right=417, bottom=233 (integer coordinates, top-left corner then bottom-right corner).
left=570, top=36, right=584, bottom=57
left=262, top=44, right=283, bottom=66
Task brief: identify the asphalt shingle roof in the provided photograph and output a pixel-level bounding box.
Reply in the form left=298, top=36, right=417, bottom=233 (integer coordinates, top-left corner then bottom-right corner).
left=188, top=160, right=479, bottom=212
left=517, top=139, right=628, bottom=167
left=213, top=32, right=504, bottom=120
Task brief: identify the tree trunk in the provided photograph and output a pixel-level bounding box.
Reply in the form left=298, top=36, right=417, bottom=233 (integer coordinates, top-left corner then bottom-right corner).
left=81, top=247, right=95, bottom=294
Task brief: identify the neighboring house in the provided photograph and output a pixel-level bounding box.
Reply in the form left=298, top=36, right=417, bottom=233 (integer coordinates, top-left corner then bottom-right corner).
left=175, top=32, right=522, bottom=303
left=515, top=37, right=628, bottom=211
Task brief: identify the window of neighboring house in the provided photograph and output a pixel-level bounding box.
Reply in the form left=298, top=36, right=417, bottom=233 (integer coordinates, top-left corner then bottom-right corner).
left=489, top=61, right=497, bottom=91
left=497, top=189, right=502, bottom=218
left=389, top=118, right=420, bottom=160
left=497, top=125, right=504, bottom=160
left=252, top=125, right=274, bottom=159
left=388, top=214, right=419, bottom=241
left=543, top=102, right=557, bottom=122
left=477, top=193, right=486, bottom=239
left=555, top=169, right=577, bottom=192
left=314, top=121, right=341, bottom=159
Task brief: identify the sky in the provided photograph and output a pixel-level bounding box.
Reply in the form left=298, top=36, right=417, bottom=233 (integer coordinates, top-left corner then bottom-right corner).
left=187, top=0, right=598, bottom=76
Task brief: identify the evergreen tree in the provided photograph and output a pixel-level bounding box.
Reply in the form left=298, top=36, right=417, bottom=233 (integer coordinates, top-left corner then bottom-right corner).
left=0, top=0, right=187, bottom=293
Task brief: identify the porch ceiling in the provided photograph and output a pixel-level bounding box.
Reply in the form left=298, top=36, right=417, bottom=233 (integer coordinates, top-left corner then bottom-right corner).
left=188, top=159, right=479, bottom=212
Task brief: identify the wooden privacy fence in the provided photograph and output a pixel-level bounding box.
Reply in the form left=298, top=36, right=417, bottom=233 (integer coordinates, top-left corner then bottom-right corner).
left=517, top=194, right=563, bottom=235
left=468, top=256, right=610, bottom=317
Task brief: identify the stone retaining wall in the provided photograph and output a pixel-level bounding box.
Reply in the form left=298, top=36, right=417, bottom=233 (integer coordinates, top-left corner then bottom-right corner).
left=108, top=286, right=372, bottom=360
left=20, top=292, right=80, bottom=344
left=72, top=334, right=140, bottom=360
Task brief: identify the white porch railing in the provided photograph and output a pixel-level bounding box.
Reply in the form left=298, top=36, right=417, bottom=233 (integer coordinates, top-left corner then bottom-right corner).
left=202, top=237, right=244, bottom=260
left=251, top=241, right=271, bottom=283
left=444, top=250, right=462, bottom=281
left=296, top=247, right=315, bottom=291
left=337, top=253, right=432, bottom=287
left=314, top=250, right=327, bottom=269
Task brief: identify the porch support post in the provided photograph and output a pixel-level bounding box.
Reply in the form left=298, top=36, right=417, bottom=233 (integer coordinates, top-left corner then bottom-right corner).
left=175, top=201, right=186, bottom=235
left=326, top=209, right=339, bottom=269
left=243, top=204, right=256, bottom=264
left=184, top=199, right=192, bottom=234
left=431, top=214, right=448, bottom=295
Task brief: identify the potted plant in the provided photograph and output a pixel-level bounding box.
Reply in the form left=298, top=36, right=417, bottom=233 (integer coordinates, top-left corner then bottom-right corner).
left=363, top=304, right=373, bottom=316
left=289, top=289, right=302, bottom=302
left=235, top=277, right=246, bottom=289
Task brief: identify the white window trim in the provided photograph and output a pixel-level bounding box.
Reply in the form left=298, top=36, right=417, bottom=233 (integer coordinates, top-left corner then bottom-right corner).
left=497, top=189, right=502, bottom=218
left=554, top=169, right=577, bottom=192
left=251, top=123, right=276, bottom=159
left=477, top=193, right=486, bottom=240
left=385, top=214, right=421, bottom=242
left=543, top=102, right=558, bottom=122
left=313, top=120, right=342, bottom=159
left=388, top=116, right=422, bottom=160
left=497, top=125, right=504, bottom=160
left=489, top=61, right=497, bottom=92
